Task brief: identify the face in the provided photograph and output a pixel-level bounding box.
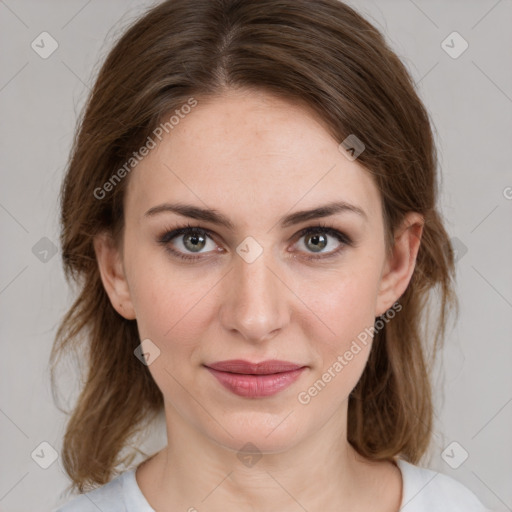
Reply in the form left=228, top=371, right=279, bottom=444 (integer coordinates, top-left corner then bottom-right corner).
left=95, top=88, right=422, bottom=454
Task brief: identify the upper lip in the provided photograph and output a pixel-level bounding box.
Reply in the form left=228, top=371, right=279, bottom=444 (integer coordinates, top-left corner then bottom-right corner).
left=205, top=359, right=306, bottom=375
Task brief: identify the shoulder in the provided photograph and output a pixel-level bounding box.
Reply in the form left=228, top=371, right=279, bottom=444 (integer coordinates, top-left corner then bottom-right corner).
left=52, top=470, right=130, bottom=512
left=396, top=458, right=492, bottom=512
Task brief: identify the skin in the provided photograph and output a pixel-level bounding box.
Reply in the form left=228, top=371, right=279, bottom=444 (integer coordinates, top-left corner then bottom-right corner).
left=94, top=87, right=423, bottom=512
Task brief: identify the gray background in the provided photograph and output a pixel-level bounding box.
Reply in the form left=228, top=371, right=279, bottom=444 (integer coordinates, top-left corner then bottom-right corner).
left=0, top=0, right=511, bottom=510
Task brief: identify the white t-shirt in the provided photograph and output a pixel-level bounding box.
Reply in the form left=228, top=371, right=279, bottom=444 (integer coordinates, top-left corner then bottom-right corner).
left=53, top=458, right=492, bottom=511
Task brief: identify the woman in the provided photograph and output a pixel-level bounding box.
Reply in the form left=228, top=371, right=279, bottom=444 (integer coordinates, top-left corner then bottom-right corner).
left=51, top=0, right=491, bottom=510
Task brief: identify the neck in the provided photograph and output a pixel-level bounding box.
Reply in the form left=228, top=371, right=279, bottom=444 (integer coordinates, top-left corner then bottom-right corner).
left=136, top=398, right=400, bottom=512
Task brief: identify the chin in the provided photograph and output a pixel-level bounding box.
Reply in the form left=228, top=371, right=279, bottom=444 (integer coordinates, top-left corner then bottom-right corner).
left=205, top=411, right=307, bottom=456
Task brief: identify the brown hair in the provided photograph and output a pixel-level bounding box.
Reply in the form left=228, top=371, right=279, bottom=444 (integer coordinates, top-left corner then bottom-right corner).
left=50, top=0, right=458, bottom=494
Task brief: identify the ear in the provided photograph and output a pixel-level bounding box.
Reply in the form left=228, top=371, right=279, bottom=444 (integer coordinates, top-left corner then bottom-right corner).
left=93, top=232, right=136, bottom=320
left=375, top=212, right=424, bottom=317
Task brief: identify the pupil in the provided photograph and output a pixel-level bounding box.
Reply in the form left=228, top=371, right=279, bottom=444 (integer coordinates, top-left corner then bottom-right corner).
left=308, top=233, right=326, bottom=252
left=185, top=233, right=205, bottom=252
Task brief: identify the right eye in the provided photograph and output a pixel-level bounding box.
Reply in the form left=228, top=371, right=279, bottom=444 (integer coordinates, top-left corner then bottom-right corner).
left=157, top=224, right=221, bottom=261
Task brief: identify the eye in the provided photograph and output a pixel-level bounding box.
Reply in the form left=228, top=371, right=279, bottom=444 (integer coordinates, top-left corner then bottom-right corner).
left=157, top=223, right=219, bottom=261
left=157, top=222, right=353, bottom=262
left=293, top=223, right=352, bottom=261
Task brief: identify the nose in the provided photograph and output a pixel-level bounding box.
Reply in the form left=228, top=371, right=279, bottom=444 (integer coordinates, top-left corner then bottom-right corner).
left=218, top=247, right=290, bottom=343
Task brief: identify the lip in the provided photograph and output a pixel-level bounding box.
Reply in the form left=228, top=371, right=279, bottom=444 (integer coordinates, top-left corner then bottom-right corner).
left=204, top=359, right=307, bottom=398
left=206, top=359, right=305, bottom=374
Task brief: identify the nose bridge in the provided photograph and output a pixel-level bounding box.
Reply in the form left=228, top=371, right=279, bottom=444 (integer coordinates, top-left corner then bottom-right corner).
left=220, top=247, right=289, bottom=342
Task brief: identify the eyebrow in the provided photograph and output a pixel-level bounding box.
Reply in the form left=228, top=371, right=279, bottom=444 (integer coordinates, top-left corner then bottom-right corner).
left=144, top=200, right=367, bottom=229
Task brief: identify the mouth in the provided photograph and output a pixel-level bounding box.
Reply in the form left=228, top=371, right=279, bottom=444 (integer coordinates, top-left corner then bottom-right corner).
left=203, top=359, right=307, bottom=398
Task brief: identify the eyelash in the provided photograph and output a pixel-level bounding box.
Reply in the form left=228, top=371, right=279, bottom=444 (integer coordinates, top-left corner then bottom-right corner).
left=157, top=222, right=353, bottom=262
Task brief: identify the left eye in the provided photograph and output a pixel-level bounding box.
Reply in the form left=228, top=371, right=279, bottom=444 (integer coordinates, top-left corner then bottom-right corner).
left=293, top=225, right=352, bottom=260
left=158, top=224, right=352, bottom=261
left=300, top=228, right=344, bottom=253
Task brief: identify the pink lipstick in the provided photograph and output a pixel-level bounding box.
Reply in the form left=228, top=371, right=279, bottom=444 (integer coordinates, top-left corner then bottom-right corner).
left=204, top=359, right=307, bottom=398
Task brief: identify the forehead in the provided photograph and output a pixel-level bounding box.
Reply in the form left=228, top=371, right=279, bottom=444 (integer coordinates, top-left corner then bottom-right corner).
left=125, top=89, right=382, bottom=229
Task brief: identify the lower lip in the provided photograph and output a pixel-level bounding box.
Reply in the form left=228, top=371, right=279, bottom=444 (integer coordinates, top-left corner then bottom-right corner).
left=205, top=366, right=306, bottom=398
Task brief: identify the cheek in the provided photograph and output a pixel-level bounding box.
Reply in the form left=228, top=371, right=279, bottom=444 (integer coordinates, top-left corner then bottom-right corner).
left=127, top=232, right=383, bottom=366
left=294, top=255, right=383, bottom=395
left=126, top=248, right=220, bottom=357
left=131, top=250, right=381, bottom=331
left=293, top=274, right=378, bottom=408
left=299, top=263, right=381, bottom=347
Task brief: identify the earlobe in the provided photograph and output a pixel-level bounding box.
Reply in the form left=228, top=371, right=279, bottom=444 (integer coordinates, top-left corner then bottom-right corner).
left=93, top=232, right=136, bottom=320
left=375, top=213, right=424, bottom=317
